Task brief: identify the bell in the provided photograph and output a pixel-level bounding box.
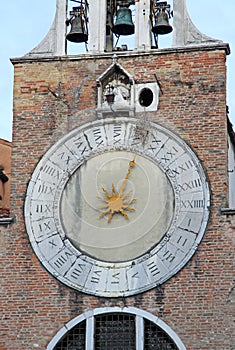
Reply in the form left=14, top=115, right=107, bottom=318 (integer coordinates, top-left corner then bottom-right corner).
left=113, top=7, right=135, bottom=36
left=152, top=10, right=173, bottom=35
left=66, top=12, right=88, bottom=43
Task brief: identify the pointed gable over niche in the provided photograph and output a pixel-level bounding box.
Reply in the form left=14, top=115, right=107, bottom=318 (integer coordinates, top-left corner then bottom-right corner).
left=96, top=56, right=135, bottom=117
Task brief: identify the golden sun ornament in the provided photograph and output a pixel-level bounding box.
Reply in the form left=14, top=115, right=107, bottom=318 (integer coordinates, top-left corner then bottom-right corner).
left=98, top=156, right=137, bottom=223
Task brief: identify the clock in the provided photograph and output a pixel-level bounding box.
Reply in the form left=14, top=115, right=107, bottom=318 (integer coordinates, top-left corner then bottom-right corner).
left=25, top=117, right=210, bottom=297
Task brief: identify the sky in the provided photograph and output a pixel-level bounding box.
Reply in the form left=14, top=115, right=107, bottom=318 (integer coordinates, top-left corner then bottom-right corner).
left=0, top=0, right=234, bottom=141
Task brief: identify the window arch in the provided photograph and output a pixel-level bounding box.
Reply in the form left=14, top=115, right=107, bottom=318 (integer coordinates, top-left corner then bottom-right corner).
left=47, top=307, right=186, bottom=350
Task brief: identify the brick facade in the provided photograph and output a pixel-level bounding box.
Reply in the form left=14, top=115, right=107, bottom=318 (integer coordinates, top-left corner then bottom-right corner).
left=0, top=45, right=234, bottom=349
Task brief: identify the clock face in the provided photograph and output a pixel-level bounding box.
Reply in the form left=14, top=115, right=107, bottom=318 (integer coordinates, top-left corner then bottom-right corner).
left=60, top=151, right=174, bottom=262
left=25, top=117, right=210, bottom=297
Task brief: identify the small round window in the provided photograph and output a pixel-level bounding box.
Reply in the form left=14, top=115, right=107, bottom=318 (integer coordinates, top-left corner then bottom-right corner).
left=139, top=88, right=154, bottom=107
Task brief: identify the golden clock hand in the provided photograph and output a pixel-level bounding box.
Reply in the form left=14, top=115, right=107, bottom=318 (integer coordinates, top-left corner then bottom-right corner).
left=118, top=155, right=136, bottom=197
left=98, top=155, right=137, bottom=223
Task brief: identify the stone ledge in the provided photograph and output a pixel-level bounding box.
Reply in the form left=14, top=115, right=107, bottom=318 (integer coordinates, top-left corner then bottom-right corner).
left=221, top=208, right=235, bottom=215
left=0, top=217, right=13, bottom=225
left=10, top=43, right=231, bottom=65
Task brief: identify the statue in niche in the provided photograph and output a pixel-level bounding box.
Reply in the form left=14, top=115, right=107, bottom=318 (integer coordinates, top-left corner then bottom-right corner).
left=103, top=79, right=130, bottom=107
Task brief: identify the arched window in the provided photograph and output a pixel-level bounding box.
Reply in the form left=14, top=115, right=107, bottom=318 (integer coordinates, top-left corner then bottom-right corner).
left=47, top=307, right=186, bottom=350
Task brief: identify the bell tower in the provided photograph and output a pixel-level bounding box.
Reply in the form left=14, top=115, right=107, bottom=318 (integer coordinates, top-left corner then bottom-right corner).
left=26, top=0, right=223, bottom=57
left=2, top=1, right=234, bottom=349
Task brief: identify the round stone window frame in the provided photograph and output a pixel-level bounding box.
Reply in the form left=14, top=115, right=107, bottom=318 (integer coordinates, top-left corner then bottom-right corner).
left=46, top=307, right=187, bottom=350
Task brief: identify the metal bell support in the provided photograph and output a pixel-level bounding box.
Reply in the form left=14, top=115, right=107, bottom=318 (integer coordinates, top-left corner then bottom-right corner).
left=113, top=7, right=135, bottom=36
left=66, top=7, right=88, bottom=43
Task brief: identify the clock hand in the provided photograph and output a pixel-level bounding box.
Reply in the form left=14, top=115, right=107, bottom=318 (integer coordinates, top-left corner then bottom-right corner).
left=98, top=155, right=137, bottom=223
left=118, top=155, right=136, bottom=197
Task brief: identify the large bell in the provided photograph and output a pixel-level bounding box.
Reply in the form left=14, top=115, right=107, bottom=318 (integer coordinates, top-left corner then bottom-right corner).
left=113, top=7, right=135, bottom=36
left=66, top=11, right=88, bottom=43
left=152, top=10, right=173, bottom=35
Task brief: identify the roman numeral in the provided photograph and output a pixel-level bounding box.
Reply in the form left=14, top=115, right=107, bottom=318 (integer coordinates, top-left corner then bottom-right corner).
left=166, top=160, right=194, bottom=178
left=147, top=139, right=163, bottom=155
left=57, top=152, right=73, bottom=165
left=177, top=235, right=188, bottom=247
left=49, top=239, right=57, bottom=247
left=35, top=203, right=51, bottom=214
left=131, top=272, right=139, bottom=279
left=73, top=137, right=90, bottom=155
left=181, top=199, right=204, bottom=209
left=38, top=221, right=51, bottom=233
left=147, top=261, right=160, bottom=276
left=178, top=178, right=201, bottom=192
left=93, top=128, right=104, bottom=147
left=37, top=183, right=55, bottom=196
left=113, top=125, right=122, bottom=144
left=70, top=264, right=86, bottom=280
left=53, top=251, right=73, bottom=269
left=90, top=270, right=102, bottom=284
left=162, top=250, right=175, bottom=263
left=161, top=146, right=179, bottom=163
left=111, top=272, right=120, bottom=284
left=178, top=160, right=194, bottom=173
left=42, top=164, right=61, bottom=179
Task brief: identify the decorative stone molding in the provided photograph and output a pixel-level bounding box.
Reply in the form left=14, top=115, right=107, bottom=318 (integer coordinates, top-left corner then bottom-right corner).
left=25, top=0, right=67, bottom=57
left=173, top=0, right=222, bottom=47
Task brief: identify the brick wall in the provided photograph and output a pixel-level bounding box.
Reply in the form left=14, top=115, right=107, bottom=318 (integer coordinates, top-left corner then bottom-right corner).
left=0, top=46, right=234, bottom=349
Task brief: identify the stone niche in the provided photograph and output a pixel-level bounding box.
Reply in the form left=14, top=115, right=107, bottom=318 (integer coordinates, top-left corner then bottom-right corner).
left=96, top=59, right=135, bottom=117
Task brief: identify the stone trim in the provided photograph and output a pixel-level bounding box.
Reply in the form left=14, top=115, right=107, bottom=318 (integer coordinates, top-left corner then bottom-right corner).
left=0, top=217, right=13, bottom=225
left=11, top=43, right=230, bottom=65
left=221, top=208, right=235, bottom=216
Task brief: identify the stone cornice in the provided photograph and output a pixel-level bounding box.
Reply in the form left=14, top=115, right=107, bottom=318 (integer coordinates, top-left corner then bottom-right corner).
left=10, top=43, right=230, bottom=65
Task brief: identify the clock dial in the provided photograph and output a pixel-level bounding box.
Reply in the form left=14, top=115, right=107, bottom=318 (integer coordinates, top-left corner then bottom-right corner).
left=25, top=117, right=210, bottom=297
left=60, top=151, right=174, bottom=262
